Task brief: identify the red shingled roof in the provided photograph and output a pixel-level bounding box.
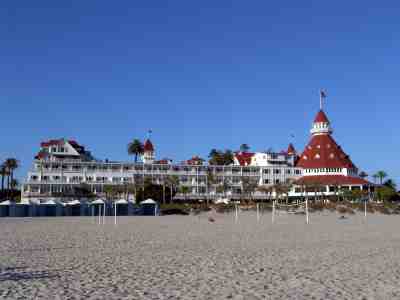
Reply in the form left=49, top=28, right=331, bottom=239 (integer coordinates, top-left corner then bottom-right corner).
left=143, top=139, right=154, bottom=152
left=234, top=152, right=254, bottom=166
left=40, top=139, right=64, bottom=147
left=296, top=175, right=370, bottom=186
left=187, top=156, right=204, bottom=165
left=314, top=110, right=330, bottom=123
left=296, top=134, right=356, bottom=169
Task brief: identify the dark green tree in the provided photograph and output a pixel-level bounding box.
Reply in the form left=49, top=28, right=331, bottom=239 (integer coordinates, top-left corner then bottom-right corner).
left=127, top=139, right=144, bottom=163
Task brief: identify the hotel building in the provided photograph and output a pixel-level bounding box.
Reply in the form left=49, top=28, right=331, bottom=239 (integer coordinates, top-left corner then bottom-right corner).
left=21, top=106, right=372, bottom=203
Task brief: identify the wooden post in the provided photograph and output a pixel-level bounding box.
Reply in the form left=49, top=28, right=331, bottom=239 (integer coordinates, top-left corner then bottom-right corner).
left=114, top=202, right=117, bottom=226
left=306, top=198, right=309, bottom=225
left=272, top=200, right=275, bottom=224
left=235, top=204, right=238, bottom=223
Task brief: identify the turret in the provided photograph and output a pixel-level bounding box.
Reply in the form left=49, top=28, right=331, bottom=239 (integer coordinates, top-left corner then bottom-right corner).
left=142, top=139, right=155, bottom=164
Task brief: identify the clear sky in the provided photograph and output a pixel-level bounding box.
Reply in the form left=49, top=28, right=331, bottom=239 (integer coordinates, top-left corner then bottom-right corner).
left=1, top=1, right=399, bottom=186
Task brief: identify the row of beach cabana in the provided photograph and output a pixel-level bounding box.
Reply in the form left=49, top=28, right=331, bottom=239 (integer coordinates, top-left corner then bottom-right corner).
left=0, top=198, right=159, bottom=218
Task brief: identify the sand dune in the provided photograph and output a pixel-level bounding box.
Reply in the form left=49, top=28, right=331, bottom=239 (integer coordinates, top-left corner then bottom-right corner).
left=1, top=212, right=400, bottom=299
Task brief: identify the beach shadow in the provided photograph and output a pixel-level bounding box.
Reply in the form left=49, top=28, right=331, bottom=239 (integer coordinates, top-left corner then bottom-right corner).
left=0, top=268, right=61, bottom=282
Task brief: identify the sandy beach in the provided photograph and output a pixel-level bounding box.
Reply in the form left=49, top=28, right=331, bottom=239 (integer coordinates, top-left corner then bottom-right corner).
left=1, top=212, right=400, bottom=299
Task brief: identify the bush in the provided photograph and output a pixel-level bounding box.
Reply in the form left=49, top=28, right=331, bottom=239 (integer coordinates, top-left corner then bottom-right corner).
left=336, top=205, right=355, bottom=214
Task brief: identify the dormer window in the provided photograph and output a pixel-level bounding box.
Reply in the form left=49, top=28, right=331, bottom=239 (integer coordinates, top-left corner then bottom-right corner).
left=315, top=154, right=320, bottom=159
left=330, top=153, right=334, bottom=159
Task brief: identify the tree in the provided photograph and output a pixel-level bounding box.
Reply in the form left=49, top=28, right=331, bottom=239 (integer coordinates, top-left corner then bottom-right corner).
left=104, top=185, right=120, bottom=200
left=257, top=185, right=273, bottom=202
left=239, top=144, right=250, bottom=153
left=376, top=186, right=397, bottom=202
left=383, top=179, right=397, bottom=191
left=127, top=139, right=144, bottom=163
left=5, top=158, right=19, bottom=190
left=216, top=178, right=231, bottom=198
left=374, top=171, right=388, bottom=185
left=241, top=176, right=258, bottom=203
left=179, top=185, right=190, bottom=202
left=0, top=163, right=8, bottom=193
left=282, top=179, right=294, bottom=204
left=208, top=149, right=234, bottom=166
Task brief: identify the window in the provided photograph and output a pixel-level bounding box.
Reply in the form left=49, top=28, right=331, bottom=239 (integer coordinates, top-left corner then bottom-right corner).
left=295, top=170, right=301, bottom=175
left=263, top=179, right=269, bottom=184
left=286, top=169, right=291, bottom=174
left=274, top=169, right=280, bottom=174
left=275, top=179, right=280, bottom=184
left=263, top=169, right=270, bottom=174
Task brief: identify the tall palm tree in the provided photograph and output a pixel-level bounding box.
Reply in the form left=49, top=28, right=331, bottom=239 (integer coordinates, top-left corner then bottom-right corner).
left=5, top=158, right=19, bottom=191
left=374, top=171, right=387, bottom=185
left=10, top=179, right=19, bottom=190
left=0, top=163, right=8, bottom=193
left=127, top=139, right=144, bottom=163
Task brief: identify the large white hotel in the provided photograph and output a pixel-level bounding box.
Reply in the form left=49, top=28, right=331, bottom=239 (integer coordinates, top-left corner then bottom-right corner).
left=22, top=106, right=372, bottom=203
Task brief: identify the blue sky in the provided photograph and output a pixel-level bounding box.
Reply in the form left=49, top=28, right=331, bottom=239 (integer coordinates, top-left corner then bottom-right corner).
left=1, top=1, right=399, bottom=186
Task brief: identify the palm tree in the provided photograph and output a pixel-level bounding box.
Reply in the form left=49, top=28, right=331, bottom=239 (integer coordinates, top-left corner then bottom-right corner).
left=0, top=163, right=8, bottom=194
left=239, top=144, right=250, bottom=153
left=5, top=158, right=19, bottom=191
left=127, top=139, right=144, bottom=163
left=374, top=171, right=387, bottom=185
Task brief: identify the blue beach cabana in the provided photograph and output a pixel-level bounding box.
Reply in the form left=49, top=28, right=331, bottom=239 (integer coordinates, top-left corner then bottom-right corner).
left=140, top=199, right=159, bottom=216
left=0, top=200, right=12, bottom=217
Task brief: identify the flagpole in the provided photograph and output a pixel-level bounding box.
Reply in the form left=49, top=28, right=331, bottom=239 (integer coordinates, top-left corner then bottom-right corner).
left=320, top=90, right=323, bottom=110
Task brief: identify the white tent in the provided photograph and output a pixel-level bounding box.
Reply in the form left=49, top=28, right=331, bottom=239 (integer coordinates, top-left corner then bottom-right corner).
left=214, top=198, right=230, bottom=205
left=66, top=200, right=81, bottom=206
left=115, top=199, right=128, bottom=205
left=91, top=199, right=105, bottom=205
left=0, top=200, right=13, bottom=206
left=42, top=199, right=57, bottom=205
left=141, top=199, right=157, bottom=204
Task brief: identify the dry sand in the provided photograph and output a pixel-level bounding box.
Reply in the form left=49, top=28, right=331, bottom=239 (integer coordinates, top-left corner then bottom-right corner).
left=1, top=212, right=400, bottom=300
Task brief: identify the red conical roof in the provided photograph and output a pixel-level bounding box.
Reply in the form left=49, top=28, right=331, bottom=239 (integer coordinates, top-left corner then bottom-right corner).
left=296, top=134, right=356, bottom=169
left=287, top=143, right=296, bottom=155
left=143, top=139, right=154, bottom=152
left=314, top=110, right=330, bottom=123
